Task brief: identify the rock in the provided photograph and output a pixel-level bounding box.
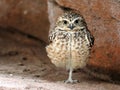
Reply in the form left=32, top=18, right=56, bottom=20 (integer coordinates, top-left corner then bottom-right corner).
left=0, top=0, right=119, bottom=81
left=0, top=0, right=49, bottom=43
left=47, top=0, right=120, bottom=80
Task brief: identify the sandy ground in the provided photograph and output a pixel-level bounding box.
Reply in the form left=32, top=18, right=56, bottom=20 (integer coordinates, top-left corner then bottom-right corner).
left=0, top=28, right=120, bottom=90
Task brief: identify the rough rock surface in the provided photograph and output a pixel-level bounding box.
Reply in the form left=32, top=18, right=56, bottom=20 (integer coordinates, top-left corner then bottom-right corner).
left=0, top=0, right=119, bottom=89
left=0, top=27, right=119, bottom=90
left=0, top=0, right=49, bottom=43
left=47, top=0, right=120, bottom=80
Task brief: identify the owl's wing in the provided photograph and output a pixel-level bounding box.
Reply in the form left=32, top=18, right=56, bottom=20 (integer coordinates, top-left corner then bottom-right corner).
left=86, top=30, right=94, bottom=47
left=48, top=30, right=56, bottom=43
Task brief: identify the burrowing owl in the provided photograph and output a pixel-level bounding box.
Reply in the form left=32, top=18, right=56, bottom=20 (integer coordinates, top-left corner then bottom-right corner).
left=46, top=11, right=94, bottom=83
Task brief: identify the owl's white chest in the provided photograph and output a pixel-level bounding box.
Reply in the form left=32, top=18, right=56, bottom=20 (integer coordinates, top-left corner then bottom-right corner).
left=46, top=31, right=90, bottom=69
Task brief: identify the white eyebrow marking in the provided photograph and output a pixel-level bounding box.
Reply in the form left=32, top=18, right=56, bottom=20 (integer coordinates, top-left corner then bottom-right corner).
left=72, top=17, right=82, bottom=23
left=62, top=19, right=70, bottom=23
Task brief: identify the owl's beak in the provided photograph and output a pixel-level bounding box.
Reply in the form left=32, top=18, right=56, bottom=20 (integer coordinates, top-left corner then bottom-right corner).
left=68, top=24, right=75, bottom=30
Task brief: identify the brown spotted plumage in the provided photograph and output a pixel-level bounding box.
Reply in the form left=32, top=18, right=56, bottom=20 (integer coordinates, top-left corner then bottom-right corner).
left=46, top=11, right=94, bottom=83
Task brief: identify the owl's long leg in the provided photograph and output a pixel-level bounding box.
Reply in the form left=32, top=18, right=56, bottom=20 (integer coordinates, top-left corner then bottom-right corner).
left=65, top=33, right=78, bottom=83
left=68, top=67, right=73, bottom=81
left=65, top=67, right=78, bottom=83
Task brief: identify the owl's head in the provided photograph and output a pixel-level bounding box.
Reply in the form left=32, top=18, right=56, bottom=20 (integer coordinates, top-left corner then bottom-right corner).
left=55, top=11, right=87, bottom=31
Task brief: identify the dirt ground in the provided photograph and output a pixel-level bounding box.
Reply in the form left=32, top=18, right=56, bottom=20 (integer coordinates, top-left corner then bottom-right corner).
left=0, top=27, right=120, bottom=90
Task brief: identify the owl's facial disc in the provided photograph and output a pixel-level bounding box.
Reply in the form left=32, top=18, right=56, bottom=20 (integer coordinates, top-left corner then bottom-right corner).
left=56, top=14, right=86, bottom=31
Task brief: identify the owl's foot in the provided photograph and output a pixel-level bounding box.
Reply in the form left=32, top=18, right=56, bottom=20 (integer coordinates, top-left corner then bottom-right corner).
left=64, top=79, right=79, bottom=84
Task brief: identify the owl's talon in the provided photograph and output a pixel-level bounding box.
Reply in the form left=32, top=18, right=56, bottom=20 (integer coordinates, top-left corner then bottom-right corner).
left=64, top=79, right=79, bottom=84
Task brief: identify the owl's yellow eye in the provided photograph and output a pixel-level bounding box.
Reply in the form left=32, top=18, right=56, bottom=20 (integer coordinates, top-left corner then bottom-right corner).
left=74, top=19, right=79, bottom=24
left=63, top=20, right=68, bottom=25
